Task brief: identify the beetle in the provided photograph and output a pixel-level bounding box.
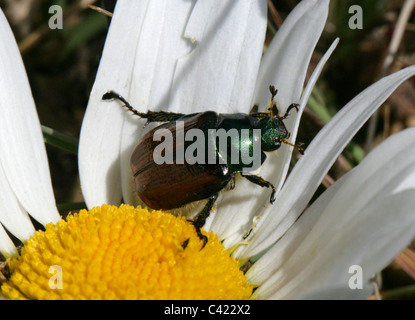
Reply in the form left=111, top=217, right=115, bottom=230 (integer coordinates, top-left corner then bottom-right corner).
left=102, top=86, right=304, bottom=248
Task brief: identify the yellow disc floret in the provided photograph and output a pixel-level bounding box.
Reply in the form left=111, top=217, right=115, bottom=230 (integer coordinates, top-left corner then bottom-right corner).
left=0, top=204, right=253, bottom=300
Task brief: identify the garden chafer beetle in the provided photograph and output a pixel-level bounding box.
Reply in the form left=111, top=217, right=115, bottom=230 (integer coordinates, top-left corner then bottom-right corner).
left=102, top=86, right=304, bottom=248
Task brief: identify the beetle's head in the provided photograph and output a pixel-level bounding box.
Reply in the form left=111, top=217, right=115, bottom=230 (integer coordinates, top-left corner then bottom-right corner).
left=259, top=116, right=289, bottom=152
left=256, top=85, right=305, bottom=154
left=259, top=115, right=304, bottom=155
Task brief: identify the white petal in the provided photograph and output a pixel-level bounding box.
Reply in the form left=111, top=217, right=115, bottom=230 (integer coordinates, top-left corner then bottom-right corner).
left=0, top=223, right=17, bottom=258
left=260, top=190, right=415, bottom=299
left=0, top=163, right=35, bottom=242
left=246, top=173, right=348, bottom=286
left=253, top=0, right=329, bottom=110
left=0, top=9, right=59, bottom=226
left=237, top=65, right=415, bottom=259
left=79, top=0, right=151, bottom=208
left=169, top=0, right=267, bottom=114
left=249, top=127, right=415, bottom=285
left=210, top=0, right=330, bottom=242
left=286, top=38, right=339, bottom=176
left=250, top=128, right=415, bottom=299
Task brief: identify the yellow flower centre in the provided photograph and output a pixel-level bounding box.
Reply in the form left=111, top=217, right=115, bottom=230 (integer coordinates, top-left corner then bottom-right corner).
left=0, top=204, right=253, bottom=300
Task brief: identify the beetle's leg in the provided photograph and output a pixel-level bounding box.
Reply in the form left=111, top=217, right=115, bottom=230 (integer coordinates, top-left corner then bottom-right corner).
left=102, top=90, right=187, bottom=124
left=243, top=227, right=253, bottom=240
left=181, top=238, right=190, bottom=250
left=190, top=193, right=219, bottom=249
left=281, top=138, right=305, bottom=155
left=270, top=104, right=279, bottom=117
left=102, top=91, right=145, bottom=118
left=139, top=110, right=188, bottom=124
left=241, top=174, right=276, bottom=204
left=250, top=112, right=271, bottom=120
left=227, top=175, right=236, bottom=191
left=251, top=85, right=282, bottom=117
left=280, top=103, right=300, bottom=120
left=0, top=260, right=10, bottom=283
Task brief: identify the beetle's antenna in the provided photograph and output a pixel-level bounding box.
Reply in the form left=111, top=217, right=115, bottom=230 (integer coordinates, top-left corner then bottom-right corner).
left=268, top=85, right=279, bottom=117
left=102, top=91, right=145, bottom=118
left=282, top=139, right=305, bottom=155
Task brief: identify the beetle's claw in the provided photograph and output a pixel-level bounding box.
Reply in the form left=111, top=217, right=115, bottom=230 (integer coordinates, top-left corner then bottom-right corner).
left=195, top=226, right=208, bottom=250
left=181, top=238, right=190, bottom=250
left=291, top=103, right=300, bottom=113
left=297, top=142, right=305, bottom=155
left=193, top=223, right=208, bottom=250
left=270, top=190, right=276, bottom=204
left=199, top=234, right=208, bottom=250
left=185, top=219, right=208, bottom=250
